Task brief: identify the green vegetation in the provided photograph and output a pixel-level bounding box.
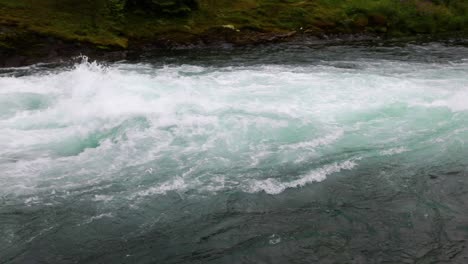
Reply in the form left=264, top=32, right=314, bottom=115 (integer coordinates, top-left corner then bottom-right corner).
left=1, top=0, right=468, bottom=49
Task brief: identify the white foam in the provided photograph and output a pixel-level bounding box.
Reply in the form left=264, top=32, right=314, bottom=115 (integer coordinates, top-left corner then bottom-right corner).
left=380, top=147, right=409, bottom=156
left=1, top=57, right=467, bottom=198
left=132, top=177, right=187, bottom=197
left=268, top=234, right=281, bottom=245
left=245, top=160, right=358, bottom=194
left=24, top=196, right=40, bottom=206
left=93, top=195, right=114, bottom=202
left=428, top=91, right=468, bottom=112
left=80, top=213, right=114, bottom=225
left=281, top=129, right=344, bottom=150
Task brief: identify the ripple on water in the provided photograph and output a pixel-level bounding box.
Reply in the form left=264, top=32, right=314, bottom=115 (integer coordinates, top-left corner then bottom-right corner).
left=1, top=45, right=468, bottom=263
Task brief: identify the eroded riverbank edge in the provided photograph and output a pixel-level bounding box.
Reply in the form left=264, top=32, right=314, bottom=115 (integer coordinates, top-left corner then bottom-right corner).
left=1, top=25, right=468, bottom=68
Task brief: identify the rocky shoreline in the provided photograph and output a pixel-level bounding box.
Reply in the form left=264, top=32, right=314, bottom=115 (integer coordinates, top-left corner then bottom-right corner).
left=2, top=0, right=468, bottom=67
left=1, top=24, right=467, bottom=68
left=0, top=27, right=323, bottom=67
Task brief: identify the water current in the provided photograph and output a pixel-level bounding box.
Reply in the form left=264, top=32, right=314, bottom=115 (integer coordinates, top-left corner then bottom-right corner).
left=1, top=41, right=468, bottom=263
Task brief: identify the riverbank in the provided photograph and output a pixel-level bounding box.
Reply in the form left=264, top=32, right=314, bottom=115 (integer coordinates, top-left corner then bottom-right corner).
left=1, top=0, right=468, bottom=67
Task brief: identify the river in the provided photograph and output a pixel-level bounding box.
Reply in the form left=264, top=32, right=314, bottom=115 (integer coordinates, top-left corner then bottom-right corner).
left=1, top=41, right=468, bottom=263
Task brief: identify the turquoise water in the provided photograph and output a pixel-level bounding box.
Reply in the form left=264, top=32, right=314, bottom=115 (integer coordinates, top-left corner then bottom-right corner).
left=1, top=43, right=468, bottom=263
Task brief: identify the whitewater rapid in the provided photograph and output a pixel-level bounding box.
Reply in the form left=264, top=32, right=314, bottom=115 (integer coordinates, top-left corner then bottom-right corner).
left=2, top=43, right=468, bottom=263
left=1, top=55, right=467, bottom=202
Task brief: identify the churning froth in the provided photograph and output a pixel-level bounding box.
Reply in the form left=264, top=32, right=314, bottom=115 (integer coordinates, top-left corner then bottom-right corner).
left=1, top=56, right=467, bottom=199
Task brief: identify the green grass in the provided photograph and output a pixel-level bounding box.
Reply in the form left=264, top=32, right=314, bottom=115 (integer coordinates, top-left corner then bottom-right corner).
left=0, top=0, right=128, bottom=47
left=0, top=0, right=467, bottom=48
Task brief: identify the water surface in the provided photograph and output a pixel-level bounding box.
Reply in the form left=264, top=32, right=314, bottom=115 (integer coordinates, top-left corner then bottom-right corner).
left=1, top=42, right=468, bottom=263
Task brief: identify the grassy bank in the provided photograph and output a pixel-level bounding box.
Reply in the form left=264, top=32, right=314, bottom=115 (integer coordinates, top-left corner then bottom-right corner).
left=1, top=0, right=468, bottom=50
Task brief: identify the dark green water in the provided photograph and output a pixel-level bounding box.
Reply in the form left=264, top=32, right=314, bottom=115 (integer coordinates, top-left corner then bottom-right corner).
left=1, top=42, right=468, bottom=263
